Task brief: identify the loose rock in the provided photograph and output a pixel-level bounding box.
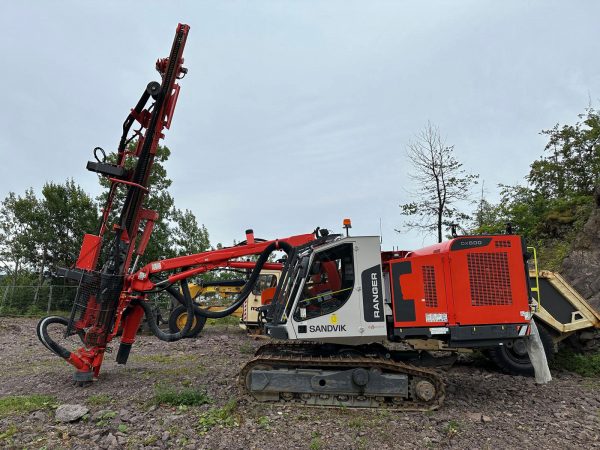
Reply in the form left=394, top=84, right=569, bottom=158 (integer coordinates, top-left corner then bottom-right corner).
left=55, top=404, right=89, bottom=422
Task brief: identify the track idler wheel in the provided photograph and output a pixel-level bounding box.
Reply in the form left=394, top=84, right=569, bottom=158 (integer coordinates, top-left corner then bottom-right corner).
left=413, top=380, right=437, bottom=402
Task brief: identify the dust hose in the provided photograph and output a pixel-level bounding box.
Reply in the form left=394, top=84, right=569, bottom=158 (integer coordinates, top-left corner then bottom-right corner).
left=137, top=279, right=195, bottom=342
left=36, top=316, right=73, bottom=359
left=172, top=241, right=292, bottom=319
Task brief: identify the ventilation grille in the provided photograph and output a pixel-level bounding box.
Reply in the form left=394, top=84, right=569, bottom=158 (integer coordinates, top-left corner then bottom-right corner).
left=495, top=240, right=512, bottom=248
left=422, top=265, right=438, bottom=307
left=467, top=253, right=512, bottom=306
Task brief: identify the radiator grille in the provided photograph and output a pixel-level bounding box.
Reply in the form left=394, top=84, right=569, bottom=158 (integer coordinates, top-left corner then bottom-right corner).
left=422, top=265, right=438, bottom=307
left=495, top=240, right=512, bottom=248
left=467, top=252, right=512, bottom=306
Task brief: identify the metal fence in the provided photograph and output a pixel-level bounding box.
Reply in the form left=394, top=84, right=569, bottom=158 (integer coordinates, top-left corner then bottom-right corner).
left=0, top=285, right=176, bottom=320
left=0, top=285, right=78, bottom=316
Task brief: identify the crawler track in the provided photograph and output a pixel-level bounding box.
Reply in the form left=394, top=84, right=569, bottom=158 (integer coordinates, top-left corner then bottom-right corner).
left=240, top=342, right=445, bottom=411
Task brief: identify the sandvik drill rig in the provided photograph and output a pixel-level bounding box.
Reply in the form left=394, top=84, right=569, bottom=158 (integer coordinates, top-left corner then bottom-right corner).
left=38, top=26, right=543, bottom=410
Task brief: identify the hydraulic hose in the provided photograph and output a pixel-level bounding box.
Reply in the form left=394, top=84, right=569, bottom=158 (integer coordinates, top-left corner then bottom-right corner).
left=171, top=241, right=292, bottom=319
left=38, top=282, right=193, bottom=359
left=137, top=279, right=195, bottom=342
left=36, top=316, right=73, bottom=359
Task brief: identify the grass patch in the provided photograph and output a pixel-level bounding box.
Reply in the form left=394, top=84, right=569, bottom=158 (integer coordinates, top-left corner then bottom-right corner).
left=256, top=416, right=270, bottom=429
left=197, top=399, right=239, bottom=434
left=86, top=394, right=112, bottom=406
left=95, top=410, right=117, bottom=427
left=239, top=343, right=255, bottom=354
left=551, top=349, right=600, bottom=377
left=538, top=240, right=573, bottom=272
left=444, top=420, right=461, bottom=438
left=167, top=424, right=182, bottom=437
left=206, top=316, right=240, bottom=327
left=356, top=436, right=367, bottom=450
left=309, top=431, right=322, bottom=450
left=153, top=384, right=211, bottom=407
left=0, top=424, right=18, bottom=442
left=0, top=309, right=70, bottom=319
left=377, top=409, right=391, bottom=419
left=348, top=417, right=364, bottom=428
left=130, top=354, right=191, bottom=364
left=143, top=435, right=158, bottom=445
left=0, top=395, right=56, bottom=418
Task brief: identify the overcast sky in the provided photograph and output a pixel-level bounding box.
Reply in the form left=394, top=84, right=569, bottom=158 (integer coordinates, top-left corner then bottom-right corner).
left=1, top=1, right=599, bottom=250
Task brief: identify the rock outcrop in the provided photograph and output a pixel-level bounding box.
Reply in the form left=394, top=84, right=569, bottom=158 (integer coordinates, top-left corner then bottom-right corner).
left=561, top=187, right=600, bottom=314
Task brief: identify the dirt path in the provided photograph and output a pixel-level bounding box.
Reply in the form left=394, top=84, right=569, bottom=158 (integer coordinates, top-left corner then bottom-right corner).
left=0, top=318, right=598, bottom=449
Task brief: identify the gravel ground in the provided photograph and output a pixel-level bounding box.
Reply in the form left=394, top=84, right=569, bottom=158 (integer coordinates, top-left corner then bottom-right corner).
left=0, top=317, right=598, bottom=449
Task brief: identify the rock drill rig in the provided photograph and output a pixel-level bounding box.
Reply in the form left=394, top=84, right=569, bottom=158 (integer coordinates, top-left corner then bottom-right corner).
left=37, top=23, right=194, bottom=382
left=38, top=25, right=538, bottom=410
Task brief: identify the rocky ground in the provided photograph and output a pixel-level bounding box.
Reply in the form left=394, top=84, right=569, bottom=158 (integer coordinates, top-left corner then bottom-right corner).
left=0, top=317, right=598, bottom=450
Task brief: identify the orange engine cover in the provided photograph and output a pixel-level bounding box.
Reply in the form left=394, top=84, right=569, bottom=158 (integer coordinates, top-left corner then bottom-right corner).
left=387, top=235, right=531, bottom=328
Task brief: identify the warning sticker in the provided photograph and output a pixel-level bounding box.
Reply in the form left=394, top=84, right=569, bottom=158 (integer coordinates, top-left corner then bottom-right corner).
left=425, top=313, right=448, bottom=323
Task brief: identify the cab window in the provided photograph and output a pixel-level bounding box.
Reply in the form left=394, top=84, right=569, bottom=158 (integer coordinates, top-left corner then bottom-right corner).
left=252, top=273, right=278, bottom=295
left=293, top=243, right=355, bottom=321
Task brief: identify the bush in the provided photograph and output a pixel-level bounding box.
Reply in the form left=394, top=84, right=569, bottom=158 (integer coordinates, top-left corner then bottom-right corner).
left=551, top=349, right=600, bottom=377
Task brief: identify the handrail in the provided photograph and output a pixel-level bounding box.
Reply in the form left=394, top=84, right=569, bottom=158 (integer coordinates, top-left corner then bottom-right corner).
left=527, top=246, right=541, bottom=308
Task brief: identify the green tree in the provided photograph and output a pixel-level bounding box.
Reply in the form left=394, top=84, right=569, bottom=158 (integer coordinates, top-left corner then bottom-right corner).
left=471, top=108, right=600, bottom=269
left=0, top=181, right=98, bottom=281
left=97, top=142, right=210, bottom=265
left=471, top=198, right=505, bottom=235
left=40, top=180, right=98, bottom=271
left=171, top=209, right=210, bottom=257
left=531, top=107, right=600, bottom=198
left=398, top=122, right=479, bottom=242
left=492, top=108, right=600, bottom=242
left=0, top=190, right=41, bottom=285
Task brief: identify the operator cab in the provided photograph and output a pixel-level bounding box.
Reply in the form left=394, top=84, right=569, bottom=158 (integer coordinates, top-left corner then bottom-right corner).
left=264, top=236, right=389, bottom=344
left=293, top=243, right=354, bottom=322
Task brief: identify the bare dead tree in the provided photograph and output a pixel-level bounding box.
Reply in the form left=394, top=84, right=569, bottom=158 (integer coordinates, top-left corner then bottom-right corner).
left=397, top=122, right=478, bottom=243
